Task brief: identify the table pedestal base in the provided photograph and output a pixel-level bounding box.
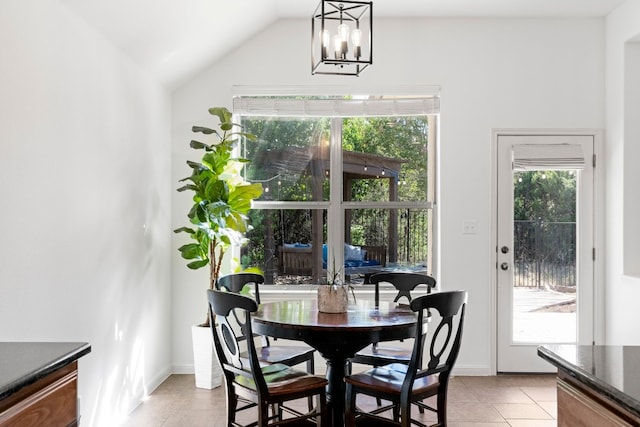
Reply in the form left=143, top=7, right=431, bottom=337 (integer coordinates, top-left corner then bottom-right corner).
left=326, top=358, right=350, bottom=427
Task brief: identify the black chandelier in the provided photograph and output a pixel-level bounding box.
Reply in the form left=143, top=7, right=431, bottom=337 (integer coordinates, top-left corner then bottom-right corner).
left=311, top=0, right=373, bottom=76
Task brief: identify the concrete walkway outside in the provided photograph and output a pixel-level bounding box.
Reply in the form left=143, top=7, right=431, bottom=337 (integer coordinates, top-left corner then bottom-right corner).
left=513, top=287, right=576, bottom=343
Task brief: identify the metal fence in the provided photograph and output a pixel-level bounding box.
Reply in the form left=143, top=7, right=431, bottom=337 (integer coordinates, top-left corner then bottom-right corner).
left=513, top=220, right=576, bottom=289
left=349, top=208, right=429, bottom=264
left=242, top=207, right=430, bottom=284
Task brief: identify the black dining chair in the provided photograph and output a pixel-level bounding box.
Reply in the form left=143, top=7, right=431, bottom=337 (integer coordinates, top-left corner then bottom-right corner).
left=345, top=290, right=467, bottom=427
left=208, top=289, right=329, bottom=427
left=351, top=272, right=436, bottom=411
left=351, top=272, right=436, bottom=373
left=217, top=273, right=316, bottom=410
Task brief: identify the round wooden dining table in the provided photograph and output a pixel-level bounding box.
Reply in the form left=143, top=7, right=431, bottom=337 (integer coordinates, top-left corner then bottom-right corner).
left=252, top=298, right=417, bottom=427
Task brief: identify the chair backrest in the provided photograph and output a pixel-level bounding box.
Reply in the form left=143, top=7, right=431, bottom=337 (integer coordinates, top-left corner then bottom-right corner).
left=369, top=272, right=436, bottom=306
left=404, top=290, right=467, bottom=393
left=207, top=289, right=268, bottom=395
left=216, top=273, right=265, bottom=303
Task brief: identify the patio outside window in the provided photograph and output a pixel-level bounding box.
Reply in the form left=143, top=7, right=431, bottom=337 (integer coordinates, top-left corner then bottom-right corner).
left=234, top=93, right=438, bottom=285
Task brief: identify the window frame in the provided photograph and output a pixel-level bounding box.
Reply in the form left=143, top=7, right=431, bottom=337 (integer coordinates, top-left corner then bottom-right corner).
left=234, top=91, right=439, bottom=284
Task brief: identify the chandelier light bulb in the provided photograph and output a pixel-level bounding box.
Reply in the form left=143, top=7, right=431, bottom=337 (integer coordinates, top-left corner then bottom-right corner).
left=351, top=28, right=362, bottom=59
left=333, top=34, right=342, bottom=58
left=351, top=28, right=362, bottom=45
left=338, top=23, right=350, bottom=42
left=337, top=23, right=349, bottom=56
left=321, top=29, right=331, bottom=47
left=321, top=29, right=331, bottom=58
left=333, top=24, right=349, bottom=59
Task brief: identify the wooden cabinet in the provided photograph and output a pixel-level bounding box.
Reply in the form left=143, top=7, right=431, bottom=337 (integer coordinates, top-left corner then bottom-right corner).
left=557, top=370, right=640, bottom=427
left=0, top=362, right=78, bottom=427
left=0, top=342, right=90, bottom=427
left=539, top=345, right=640, bottom=427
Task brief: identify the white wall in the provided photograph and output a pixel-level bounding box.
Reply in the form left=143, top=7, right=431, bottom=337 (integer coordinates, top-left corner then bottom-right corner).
left=605, top=1, right=640, bottom=344
left=0, top=1, right=172, bottom=425
left=172, top=17, right=605, bottom=374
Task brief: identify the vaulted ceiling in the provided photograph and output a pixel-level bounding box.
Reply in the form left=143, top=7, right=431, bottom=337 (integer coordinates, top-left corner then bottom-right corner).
left=60, top=0, right=626, bottom=89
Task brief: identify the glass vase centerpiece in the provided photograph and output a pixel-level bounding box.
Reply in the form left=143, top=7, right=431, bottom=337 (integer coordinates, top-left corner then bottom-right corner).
left=317, top=260, right=355, bottom=313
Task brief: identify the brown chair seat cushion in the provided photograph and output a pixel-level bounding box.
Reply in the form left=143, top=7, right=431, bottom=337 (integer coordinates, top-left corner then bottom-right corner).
left=345, top=363, right=440, bottom=397
left=253, top=344, right=315, bottom=365
left=352, top=344, right=412, bottom=365
left=236, top=363, right=328, bottom=396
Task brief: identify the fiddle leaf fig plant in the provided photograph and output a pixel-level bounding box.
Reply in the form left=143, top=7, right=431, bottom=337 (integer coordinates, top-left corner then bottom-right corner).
left=174, top=107, right=262, bottom=325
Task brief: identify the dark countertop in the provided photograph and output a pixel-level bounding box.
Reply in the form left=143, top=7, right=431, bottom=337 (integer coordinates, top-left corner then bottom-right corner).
left=0, top=342, right=91, bottom=401
left=538, top=345, right=640, bottom=418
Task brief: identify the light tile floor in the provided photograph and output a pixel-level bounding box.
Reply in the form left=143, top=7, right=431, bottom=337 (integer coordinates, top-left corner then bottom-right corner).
left=121, top=374, right=557, bottom=427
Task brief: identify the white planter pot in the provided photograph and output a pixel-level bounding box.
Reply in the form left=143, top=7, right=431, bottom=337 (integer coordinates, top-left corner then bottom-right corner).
left=191, top=324, right=222, bottom=389
left=317, top=285, right=349, bottom=313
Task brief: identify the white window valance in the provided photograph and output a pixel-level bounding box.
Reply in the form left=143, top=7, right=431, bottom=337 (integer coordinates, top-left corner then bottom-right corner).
left=512, top=144, right=585, bottom=171
left=233, top=93, right=439, bottom=118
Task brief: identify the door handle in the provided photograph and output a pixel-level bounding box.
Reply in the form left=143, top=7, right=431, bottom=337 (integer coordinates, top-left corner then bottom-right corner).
left=500, top=262, right=509, bottom=271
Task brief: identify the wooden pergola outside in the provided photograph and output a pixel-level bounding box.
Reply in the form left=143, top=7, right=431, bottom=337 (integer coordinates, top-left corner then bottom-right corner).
left=252, top=145, right=406, bottom=283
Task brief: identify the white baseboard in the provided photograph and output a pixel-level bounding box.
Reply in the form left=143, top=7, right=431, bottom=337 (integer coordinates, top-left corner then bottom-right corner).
left=126, top=365, right=172, bottom=415
left=146, top=366, right=173, bottom=394
left=451, top=364, right=493, bottom=376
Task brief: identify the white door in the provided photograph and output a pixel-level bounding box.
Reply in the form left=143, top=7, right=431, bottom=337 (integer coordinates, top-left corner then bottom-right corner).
left=496, top=134, right=595, bottom=372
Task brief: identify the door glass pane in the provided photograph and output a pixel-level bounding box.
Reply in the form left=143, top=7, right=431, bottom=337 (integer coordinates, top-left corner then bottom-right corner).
left=512, top=170, right=577, bottom=344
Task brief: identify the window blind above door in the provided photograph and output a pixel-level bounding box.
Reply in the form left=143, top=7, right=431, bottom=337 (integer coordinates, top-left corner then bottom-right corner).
left=512, top=144, right=585, bottom=171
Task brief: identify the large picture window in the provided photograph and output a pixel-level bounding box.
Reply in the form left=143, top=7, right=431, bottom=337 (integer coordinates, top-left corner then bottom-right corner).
left=235, top=93, right=438, bottom=285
